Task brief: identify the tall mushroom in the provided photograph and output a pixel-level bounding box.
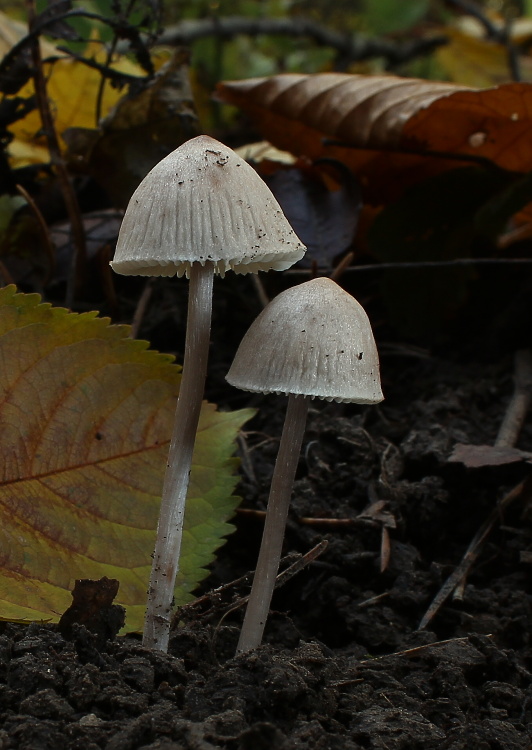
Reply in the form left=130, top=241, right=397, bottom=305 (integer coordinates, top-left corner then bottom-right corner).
left=226, top=277, right=383, bottom=653
left=111, top=135, right=305, bottom=651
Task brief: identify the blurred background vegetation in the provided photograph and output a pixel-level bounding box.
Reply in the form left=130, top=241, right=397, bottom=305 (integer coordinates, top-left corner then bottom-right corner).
left=2, top=0, right=532, bottom=344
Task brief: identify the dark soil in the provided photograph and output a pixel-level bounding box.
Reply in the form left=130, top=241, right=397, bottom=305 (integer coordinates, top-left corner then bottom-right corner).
left=1, top=271, right=532, bottom=749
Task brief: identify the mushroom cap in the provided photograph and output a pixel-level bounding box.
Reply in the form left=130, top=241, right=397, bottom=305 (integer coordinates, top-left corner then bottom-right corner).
left=110, top=135, right=306, bottom=278
left=226, top=277, right=384, bottom=404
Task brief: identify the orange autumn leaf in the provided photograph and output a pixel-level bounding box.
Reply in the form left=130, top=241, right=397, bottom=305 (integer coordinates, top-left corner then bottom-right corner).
left=217, top=73, right=532, bottom=202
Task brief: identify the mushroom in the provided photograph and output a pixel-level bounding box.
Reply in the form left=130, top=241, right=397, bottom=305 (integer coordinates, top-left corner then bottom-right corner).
left=111, top=135, right=306, bottom=651
left=226, top=277, right=383, bottom=653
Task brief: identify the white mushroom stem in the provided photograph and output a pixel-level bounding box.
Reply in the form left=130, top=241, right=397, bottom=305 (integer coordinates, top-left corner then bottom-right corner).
left=237, top=393, right=310, bottom=654
left=143, top=261, right=214, bottom=652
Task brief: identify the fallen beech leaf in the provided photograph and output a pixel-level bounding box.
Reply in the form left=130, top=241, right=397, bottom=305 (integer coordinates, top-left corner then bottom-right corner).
left=0, top=286, right=253, bottom=631
left=217, top=73, right=532, bottom=201
left=449, top=443, right=532, bottom=468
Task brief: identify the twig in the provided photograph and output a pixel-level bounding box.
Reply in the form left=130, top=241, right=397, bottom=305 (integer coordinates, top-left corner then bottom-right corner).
left=444, top=0, right=501, bottom=39
left=236, top=433, right=258, bottom=485
left=250, top=273, right=269, bottom=308
left=16, top=183, right=56, bottom=285
left=157, top=17, right=447, bottom=67
left=173, top=540, right=328, bottom=626
left=359, top=634, right=492, bottom=665
left=95, top=0, right=137, bottom=124
left=330, top=251, right=354, bottom=282
left=495, top=350, right=532, bottom=449
left=356, top=591, right=390, bottom=609
left=419, top=477, right=532, bottom=630
left=25, top=0, right=86, bottom=308
left=444, top=0, right=521, bottom=82
left=55, top=45, right=146, bottom=89
left=129, top=278, right=155, bottom=339
left=0, top=8, right=153, bottom=86
left=504, top=15, right=521, bottom=83
left=421, top=351, right=532, bottom=624
left=449, top=350, right=532, bottom=600
left=285, top=257, right=532, bottom=275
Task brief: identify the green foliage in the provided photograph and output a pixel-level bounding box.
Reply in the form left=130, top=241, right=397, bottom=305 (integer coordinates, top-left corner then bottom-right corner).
left=362, top=0, right=430, bottom=34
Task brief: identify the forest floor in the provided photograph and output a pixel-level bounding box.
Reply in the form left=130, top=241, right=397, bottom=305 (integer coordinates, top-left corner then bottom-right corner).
left=0, top=270, right=531, bottom=750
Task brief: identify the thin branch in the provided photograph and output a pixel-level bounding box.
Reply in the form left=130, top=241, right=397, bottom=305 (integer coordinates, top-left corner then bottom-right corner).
left=286, top=257, right=532, bottom=276
left=420, top=348, right=532, bottom=629
left=25, top=0, right=86, bottom=307
left=157, top=17, right=448, bottom=66
left=419, top=477, right=532, bottom=630
left=0, top=8, right=154, bottom=83
left=444, top=0, right=501, bottom=39
left=129, top=278, right=155, bottom=339
left=173, top=540, right=328, bottom=626
left=16, top=183, right=56, bottom=285
left=55, top=46, right=146, bottom=89
left=495, top=350, right=532, bottom=449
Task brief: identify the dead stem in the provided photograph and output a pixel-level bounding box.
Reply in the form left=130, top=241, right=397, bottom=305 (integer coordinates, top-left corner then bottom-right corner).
left=129, top=278, right=156, bottom=338
left=495, top=350, right=532, bottom=448
left=419, top=350, right=532, bottom=627
left=26, top=0, right=86, bottom=307
left=16, top=183, right=56, bottom=285
left=419, top=478, right=532, bottom=630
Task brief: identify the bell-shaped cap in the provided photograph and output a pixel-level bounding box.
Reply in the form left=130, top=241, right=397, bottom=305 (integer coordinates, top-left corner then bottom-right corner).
left=110, top=135, right=306, bottom=278
left=226, top=277, right=383, bottom=404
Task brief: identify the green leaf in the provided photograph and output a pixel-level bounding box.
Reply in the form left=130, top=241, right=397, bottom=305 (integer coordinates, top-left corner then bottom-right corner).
left=363, top=0, right=430, bottom=35
left=0, top=286, right=253, bottom=632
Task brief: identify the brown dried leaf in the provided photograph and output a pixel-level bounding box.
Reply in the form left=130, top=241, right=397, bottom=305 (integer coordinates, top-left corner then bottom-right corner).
left=217, top=73, right=532, bottom=202
left=449, top=443, right=532, bottom=468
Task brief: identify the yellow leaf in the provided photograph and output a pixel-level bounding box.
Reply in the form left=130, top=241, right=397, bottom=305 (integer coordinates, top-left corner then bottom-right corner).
left=0, top=10, right=57, bottom=59
left=436, top=27, right=532, bottom=87
left=0, top=286, right=253, bottom=632
left=9, top=42, right=142, bottom=148
left=2, top=16, right=146, bottom=166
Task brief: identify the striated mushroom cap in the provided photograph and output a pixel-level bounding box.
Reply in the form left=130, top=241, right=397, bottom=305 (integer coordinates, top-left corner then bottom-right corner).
left=110, top=135, right=306, bottom=278
left=226, top=277, right=383, bottom=404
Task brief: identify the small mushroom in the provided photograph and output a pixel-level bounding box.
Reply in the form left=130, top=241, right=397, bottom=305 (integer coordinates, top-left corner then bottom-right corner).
left=111, top=135, right=305, bottom=652
left=226, top=277, right=383, bottom=653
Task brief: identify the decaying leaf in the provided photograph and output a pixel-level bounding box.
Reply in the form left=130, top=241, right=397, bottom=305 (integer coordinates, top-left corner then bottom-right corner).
left=217, top=72, right=532, bottom=201
left=0, top=286, right=253, bottom=631
left=449, top=443, right=532, bottom=468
